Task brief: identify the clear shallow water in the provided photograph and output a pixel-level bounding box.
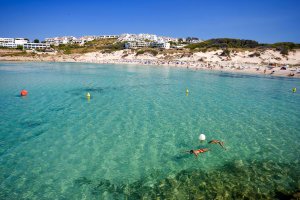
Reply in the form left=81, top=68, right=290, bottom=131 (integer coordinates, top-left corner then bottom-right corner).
left=0, top=62, right=299, bottom=199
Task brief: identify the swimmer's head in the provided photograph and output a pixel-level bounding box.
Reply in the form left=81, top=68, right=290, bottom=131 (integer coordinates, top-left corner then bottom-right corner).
left=189, top=150, right=194, bottom=154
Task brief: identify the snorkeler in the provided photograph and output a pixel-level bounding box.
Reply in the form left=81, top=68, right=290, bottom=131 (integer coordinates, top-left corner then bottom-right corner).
left=208, top=140, right=226, bottom=150
left=185, top=148, right=209, bottom=157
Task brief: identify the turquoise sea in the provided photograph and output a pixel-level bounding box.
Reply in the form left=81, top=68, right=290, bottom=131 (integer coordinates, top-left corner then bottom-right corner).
left=0, top=62, right=299, bottom=199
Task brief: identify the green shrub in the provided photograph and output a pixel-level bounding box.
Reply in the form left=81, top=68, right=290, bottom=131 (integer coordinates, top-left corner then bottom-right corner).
left=186, top=38, right=259, bottom=50
left=136, top=49, right=158, bottom=56
left=220, top=49, right=230, bottom=57
left=105, top=42, right=125, bottom=51
left=280, top=47, right=289, bottom=56
left=271, top=42, right=296, bottom=50
left=185, top=38, right=300, bottom=52
left=102, top=49, right=113, bottom=54
left=16, top=45, right=23, bottom=50
left=249, top=52, right=261, bottom=57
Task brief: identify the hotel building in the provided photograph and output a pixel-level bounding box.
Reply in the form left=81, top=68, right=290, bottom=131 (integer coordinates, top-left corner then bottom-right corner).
left=0, top=37, right=50, bottom=49
left=23, top=43, right=50, bottom=49
left=151, top=42, right=170, bottom=49
left=0, top=38, right=15, bottom=43
left=124, top=41, right=151, bottom=49
left=125, top=41, right=170, bottom=49
left=96, top=35, right=119, bottom=39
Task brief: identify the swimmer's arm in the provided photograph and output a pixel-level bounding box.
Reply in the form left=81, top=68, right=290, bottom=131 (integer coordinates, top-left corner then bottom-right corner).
left=219, top=142, right=226, bottom=150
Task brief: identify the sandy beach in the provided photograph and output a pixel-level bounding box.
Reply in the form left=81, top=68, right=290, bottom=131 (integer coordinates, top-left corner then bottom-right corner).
left=1, top=49, right=300, bottom=78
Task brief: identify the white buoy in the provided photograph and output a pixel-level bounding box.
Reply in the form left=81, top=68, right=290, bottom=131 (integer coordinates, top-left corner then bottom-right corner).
left=199, top=134, right=206, bottom=141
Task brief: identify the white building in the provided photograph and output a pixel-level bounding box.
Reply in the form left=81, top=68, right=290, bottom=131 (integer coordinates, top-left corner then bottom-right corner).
left=79, top=36, right=95, bottom=42
left=119, top=33, right=159, bottom=42
left=0, top=37, right=50, bottom=49
left=158, top=36, right=178, bottom=43
left=189, top=39, right=202, bottom=44
left=62, top=36, right=76, bottom=44
left=23, top=43, right=50, bottom=49
left=45, top=38, right=55, bottom=44
left=45, top=36, right=76, bottom=46
left=96, top=35, right=119, bottom=39
left=125, top=41, right=150, bottom=49
left=73, top=38, right=84, bottom=45
left=0, top=38, right=14, bottom=43
left=14, top=38, right=29, bottom=45
left=137, top=33, right=157, bottom=41
left=186, top=38, right=202, bottom=44
left=151, top=42, right=170, bottom=49
left=0, top=43, right=17, bottom=48
left=45, top=35, right=119, bottom=45
left=119, top=33, right=179, bottom=45
left=0, top=37, right=27, bottom=48
left=118, top=34, right=136, bottom=41
left=125, top=41, right=170, bottom=49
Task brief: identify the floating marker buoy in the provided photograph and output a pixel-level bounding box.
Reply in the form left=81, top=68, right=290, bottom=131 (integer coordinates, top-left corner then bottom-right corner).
left=86, top=92, right=91, bottom=98
left=199, top=134, right=206, bottom=141
left=292, top=88, right=296, bottom=93
left=20, top=90, right=28, bottom=96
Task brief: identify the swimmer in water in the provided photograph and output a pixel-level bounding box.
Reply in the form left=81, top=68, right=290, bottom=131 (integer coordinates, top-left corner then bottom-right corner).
left=208, top=140, right=226, bottom=150
left=185, top=148, right=209, bottom=157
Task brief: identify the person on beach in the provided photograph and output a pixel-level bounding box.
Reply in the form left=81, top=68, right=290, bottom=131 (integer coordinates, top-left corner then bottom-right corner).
left=208, top=140, right=226, bottom=150
left=185, top=148, right=209, bottom=157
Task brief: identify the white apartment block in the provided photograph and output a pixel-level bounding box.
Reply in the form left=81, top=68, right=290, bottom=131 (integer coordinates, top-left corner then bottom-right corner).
left=79, top=36, right=96, bottom=42
left=45, top=38, right=55, bottom=44
left=158, top=36, right=178, bottom=43
left=137, top=33, right=157, bottom=41
left=0, top=37, right=50, bottom=49
left=73, top=38, right=84, bottom=45
left=125, top=41, right=170, bottom=49
left=0, top=43, right=17, bottom=48
left=96, top=35, right=119, bottom=39
left=188, top=39, right=202, bottom=44
left=62, top=36, right=76, bottom=44
left=151, top=42, right=170, bottom=49
left=45, top=36, right=76, bottom=46
left=119, top=33, right=157, bottom=42
left=118, top=34, right=136, bottom=41
left=125, top=41, right=150, bottom=49
left=45, top=35, right=119, bottom=45
left=14, top=38, right=29, bottom=45
left=0, top=37, right=27, bottom=48
left=23, top=43, right=50, bottom=49
left=119, top=33, right=179, bottom=44
left=0, top=38, right=14, bottom=43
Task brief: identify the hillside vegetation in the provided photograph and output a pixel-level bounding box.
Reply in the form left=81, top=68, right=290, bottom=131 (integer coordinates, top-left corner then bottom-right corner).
left=54, top=38, right=125, bottom=54
left=3, top=38, right=298, bottom=56
left=185, top=38, right=300, bottom=55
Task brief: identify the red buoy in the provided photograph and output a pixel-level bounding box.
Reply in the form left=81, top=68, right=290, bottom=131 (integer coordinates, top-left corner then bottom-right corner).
left=20, top=90, right=28, bottom=96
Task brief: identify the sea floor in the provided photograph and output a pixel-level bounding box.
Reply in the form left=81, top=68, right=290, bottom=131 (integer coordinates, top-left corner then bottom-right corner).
left=0, top=62, right=299, bottom=199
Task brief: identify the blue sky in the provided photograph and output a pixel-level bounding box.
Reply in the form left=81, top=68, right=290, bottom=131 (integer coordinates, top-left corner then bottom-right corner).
left=0, top=0, right=299, bottom=43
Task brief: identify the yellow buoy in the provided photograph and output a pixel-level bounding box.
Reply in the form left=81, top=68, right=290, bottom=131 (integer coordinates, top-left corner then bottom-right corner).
left=292, top=88, right=296, bottom=93
left=86, top=92, right=91, bottom=98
